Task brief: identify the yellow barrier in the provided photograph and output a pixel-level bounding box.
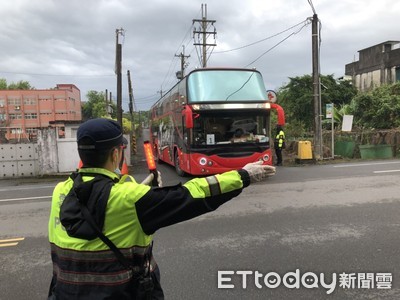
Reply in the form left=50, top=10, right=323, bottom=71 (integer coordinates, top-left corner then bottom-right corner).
left=297, top=141, right=313, bottom=160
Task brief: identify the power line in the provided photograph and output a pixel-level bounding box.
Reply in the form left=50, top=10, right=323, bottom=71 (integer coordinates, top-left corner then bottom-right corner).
left=244, top=20, right=311, bottom=68
left=213, top=19, right=309, bottom=54
left=135, top=93, right=159, bottom=101
left=159, top=25, right=195, bottom=91
left=159, top=8, right=201, bottom=90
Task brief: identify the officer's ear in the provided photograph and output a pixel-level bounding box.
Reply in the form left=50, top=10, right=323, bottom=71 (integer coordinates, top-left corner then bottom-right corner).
left=111, top=147, right=119, bottom=164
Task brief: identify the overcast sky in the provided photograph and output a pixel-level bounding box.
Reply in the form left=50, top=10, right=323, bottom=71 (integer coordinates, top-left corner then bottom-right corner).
left=1, top=0, right=399, bottom=111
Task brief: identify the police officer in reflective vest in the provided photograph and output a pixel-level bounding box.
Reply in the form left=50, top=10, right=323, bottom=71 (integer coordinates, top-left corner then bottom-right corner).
left=274, top=125, right=285, bottom=166
left=48, top=118, right=276, bottom=300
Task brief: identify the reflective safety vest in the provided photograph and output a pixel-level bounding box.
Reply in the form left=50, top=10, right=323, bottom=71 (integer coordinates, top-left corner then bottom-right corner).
left=48, top=168, right=155, bottom=299
left=275, top=130, right=285, bottom=149
left=48, top=167, right=250, bottom=299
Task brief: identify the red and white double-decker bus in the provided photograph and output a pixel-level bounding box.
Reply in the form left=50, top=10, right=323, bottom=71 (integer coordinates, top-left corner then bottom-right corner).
left=150, top=67, right=285, bottom=176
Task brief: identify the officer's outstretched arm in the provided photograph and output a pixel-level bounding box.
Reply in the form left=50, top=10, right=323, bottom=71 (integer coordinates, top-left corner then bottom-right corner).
left=135, top=163, right=274, bottom=235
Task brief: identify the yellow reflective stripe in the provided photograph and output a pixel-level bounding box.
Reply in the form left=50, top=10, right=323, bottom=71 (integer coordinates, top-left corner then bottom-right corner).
left=205, top=175, right=221, bottom=196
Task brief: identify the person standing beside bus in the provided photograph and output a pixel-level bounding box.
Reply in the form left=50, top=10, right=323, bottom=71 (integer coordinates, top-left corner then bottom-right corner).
left=274, top=125, right=285, bottom=166
left=48, top=118, right=276, bottom=300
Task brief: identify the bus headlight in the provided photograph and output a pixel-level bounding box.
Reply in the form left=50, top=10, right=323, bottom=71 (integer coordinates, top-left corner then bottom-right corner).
left=199, top=157, right=207, bottom=166
left=263, top=154, right=270, bottom=162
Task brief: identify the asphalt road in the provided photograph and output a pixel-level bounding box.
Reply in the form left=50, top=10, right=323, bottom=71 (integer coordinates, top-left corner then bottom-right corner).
left=1, top=159, right=400, bottom=299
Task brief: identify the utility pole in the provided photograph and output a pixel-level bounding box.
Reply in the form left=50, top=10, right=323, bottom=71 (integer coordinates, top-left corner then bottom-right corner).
left=115, top=28, right=124, bottom=126
left=104, top=88, right=108, bottom=115
left=175, top=46, right=190, bottom=79
left=193, top=3, right=216, bottom=67
left=127, top=70, right=135, bottom=135
left=127, top=70, right=137, bottom=154
left=312, top=14, right=322, bottom=160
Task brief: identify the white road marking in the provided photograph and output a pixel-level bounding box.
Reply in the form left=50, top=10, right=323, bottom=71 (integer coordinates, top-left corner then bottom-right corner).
left=0, top=237, right=25, bottom=248
left=373, top=170, right=400, bottom=174
left=0, top=185, right=56, bottom=192
left=333, top=161, right=400, bottom=168
left=0, top=195, right=51, bottom=203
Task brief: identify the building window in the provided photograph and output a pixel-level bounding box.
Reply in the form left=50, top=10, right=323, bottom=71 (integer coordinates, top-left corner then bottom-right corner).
left=396, top=67, right=400, bottom=82
left=25, top=113, right=38, bottom=119
left=0, top=98, right=5, bottom=107
left=7, top=98, right=21, bottom=105
left=0, top=114, right=6, bottom=121
left=11, top=128, right=23, bottom=134
left=24, top=98, right=36, bottom=105
left=9, top=113, right=22, bottom=120
left=26, top=128, right=38, bottom=135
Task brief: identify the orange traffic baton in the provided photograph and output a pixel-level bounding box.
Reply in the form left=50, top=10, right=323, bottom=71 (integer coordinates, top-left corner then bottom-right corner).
left=143, top=140, right=158, bottom=186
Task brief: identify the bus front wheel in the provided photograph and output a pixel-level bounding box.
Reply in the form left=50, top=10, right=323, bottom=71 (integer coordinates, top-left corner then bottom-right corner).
left=174, top=150, right=186, bottom=177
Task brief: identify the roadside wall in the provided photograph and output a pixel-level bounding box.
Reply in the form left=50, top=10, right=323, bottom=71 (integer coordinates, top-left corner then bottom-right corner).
left=37, top=128, right=59, bottom=175
left=0, top=129, right=131, bottom=178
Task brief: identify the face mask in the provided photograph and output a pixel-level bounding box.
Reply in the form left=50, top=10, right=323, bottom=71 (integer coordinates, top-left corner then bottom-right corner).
left=113, top=150, right=121, bottom=175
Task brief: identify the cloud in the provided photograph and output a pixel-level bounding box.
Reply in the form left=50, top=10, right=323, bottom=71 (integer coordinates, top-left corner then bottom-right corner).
left=0, top=0, right=399, bottom=111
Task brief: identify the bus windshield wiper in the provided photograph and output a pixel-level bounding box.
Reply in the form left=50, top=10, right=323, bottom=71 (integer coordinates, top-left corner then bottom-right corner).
left=225, top=72, right=255, bottom=101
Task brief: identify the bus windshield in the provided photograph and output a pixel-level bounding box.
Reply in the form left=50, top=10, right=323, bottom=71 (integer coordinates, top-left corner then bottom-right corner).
left=191, top=110, right=270, bottom=146
left=187, top=70, right=267, bottom=102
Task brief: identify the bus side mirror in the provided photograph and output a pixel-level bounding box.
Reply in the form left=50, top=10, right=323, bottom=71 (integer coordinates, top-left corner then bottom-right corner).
left=271, top=103, right=285, bottom=126
left=183, top=106, right=194, bottom=129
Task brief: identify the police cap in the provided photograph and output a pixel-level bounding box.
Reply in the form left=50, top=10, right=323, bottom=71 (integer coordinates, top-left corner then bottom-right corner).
left=77, top=118, right=123, bottom=151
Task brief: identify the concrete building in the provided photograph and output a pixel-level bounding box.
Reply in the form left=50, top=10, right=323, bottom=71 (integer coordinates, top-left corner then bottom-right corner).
left=345, top=41, right=400, bottom=92
left=0, top=84, right=82, bottom=142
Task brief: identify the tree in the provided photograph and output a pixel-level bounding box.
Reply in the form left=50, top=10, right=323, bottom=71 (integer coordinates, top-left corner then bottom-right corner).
left=349, top=82, right=400, bottom=129
left=0, top=78, right=7, bottom=89
left=0, top=78, right=34, bottom=90
left=81, top=90, right=135, bottom=133
left=82, top=90, right=117, bottom=120
left=278, top=74, right=357, bottom=131
left=278, top=75, right=313, bottom=131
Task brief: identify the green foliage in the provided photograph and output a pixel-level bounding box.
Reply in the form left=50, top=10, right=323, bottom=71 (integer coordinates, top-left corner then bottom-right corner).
left=278, top=74, right=357, bottom=131
left=0, top=78, right=34, bottom=90
left=278, top=75, right=313, bottom=131
left=122, top=117, right=131, bottom=134
left=101, top=116, right=132, bottom=134
left=284, top=119, right=307, bottom=138
left=0, top=78, right=7, bottom=89
left=82, top=90, right=139, bottom=134
left=349, top=82, right=400, bottom=129
left=82, top=90, right=117, bottom=120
